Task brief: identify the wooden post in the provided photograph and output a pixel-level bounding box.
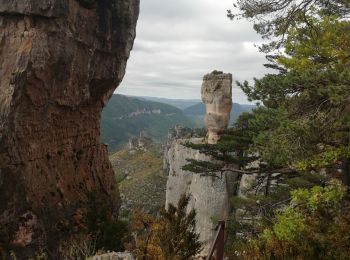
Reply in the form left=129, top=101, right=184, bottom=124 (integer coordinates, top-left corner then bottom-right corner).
left=206, top=220, right=226, bottom=260
left=215, top=221, right=225, bottom=260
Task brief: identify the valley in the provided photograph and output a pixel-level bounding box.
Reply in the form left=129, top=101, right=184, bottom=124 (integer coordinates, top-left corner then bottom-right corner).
left=100, top=95, right=200, bottom=152
left=101, top=94, right=255, bottom=153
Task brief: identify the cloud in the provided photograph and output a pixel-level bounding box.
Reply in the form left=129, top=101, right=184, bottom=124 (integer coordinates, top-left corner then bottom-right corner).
left=116, top=0, right=269, bottom=104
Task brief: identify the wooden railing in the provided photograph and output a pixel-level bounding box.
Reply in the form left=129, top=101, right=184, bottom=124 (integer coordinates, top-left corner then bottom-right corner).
left=206, top=220, right=225, bottom=260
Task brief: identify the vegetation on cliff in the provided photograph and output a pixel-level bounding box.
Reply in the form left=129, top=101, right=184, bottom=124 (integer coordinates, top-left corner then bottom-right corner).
left=183, top=1, right=350, bottom=258
left=127, top=194, right=202, bottom=260
left=238, top=16, right=350, bottom=179
left=230, top=180, right=350, bottom=259
left=109, top=142, right=166, bottom=213
left=231, top=0, right=350, bottom=257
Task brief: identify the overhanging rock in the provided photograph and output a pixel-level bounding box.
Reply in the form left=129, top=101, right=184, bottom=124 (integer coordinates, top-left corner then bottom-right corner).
left=0, top=0, right=139, bottom=256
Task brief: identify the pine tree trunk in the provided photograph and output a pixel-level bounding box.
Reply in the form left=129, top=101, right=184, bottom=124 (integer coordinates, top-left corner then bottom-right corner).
left=341, top=159, right=350, bottom=187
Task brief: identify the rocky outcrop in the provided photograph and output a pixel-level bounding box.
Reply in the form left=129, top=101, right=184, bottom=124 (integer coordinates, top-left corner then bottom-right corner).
left=165, top=72, right=235, bottom=256
left=163, top=125, right=206, bottom=174
left=201, top=71, right=232, bottom=144
left=92, top=251, right=134, bottom=260
left=117, top=108, right=162, bottom=120
left=128, top=131, right=152, bottom=150
left=0, top=0, right=139, bottom=257
left=165, top=137, right=238, bottom=256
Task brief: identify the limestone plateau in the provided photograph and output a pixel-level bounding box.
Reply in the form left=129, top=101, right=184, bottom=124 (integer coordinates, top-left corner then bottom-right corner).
left=0, top=0, right=139, bottom=256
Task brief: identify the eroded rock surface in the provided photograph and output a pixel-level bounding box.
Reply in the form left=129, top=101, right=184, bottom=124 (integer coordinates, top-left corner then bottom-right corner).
left=92, top=251, right=135, bottom=260
left=165, top=137, right=238, bottom=256
left=165, top=73, right=235, bottom=256
left=201, top=71, right=232, bottom=144
left=0, top=0, right=139, bottom=256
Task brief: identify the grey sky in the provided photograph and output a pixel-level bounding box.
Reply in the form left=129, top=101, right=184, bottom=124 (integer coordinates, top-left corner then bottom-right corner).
left=116, top=0, right=269, bottom=104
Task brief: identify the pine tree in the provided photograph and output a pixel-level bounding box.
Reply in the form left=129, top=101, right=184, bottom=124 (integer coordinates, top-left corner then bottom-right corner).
left=238, top=16, right=350, bottom=185
left=184, top=9, right=350, bottom=258
left=130, top=194, right=202, bottom=260
left=157, top=194, right=202, bottom=260
left=227, top=0, right=350, bottom=52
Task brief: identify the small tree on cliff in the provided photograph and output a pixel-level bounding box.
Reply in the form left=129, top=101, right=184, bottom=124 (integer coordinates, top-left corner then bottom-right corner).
left=157, top=194, right=202, bottom=259
left=130, top=194, right=202, bottom=260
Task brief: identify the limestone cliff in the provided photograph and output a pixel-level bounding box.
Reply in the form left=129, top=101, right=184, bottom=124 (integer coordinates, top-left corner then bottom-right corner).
left=165, top=138, right=238, bottom=256
left=165, top=71, right=237, bottom=256
left=0, top=0, right=139, bottom=256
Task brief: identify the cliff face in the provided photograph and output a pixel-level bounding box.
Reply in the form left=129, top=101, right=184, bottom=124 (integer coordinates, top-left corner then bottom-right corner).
left=165, top=137, right=238, bottom=256
left=0, top=0, right=139, bottom=255
left=164, top=72, right=237, bottom=256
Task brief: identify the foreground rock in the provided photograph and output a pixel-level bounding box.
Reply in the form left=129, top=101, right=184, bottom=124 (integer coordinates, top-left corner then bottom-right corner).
left=0, top=0, right=139, bottom=257
left=92, top=252, right=134, bottom=260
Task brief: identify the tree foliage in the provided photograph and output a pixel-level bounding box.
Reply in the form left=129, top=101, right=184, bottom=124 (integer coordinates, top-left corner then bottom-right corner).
left=237, top=16, right=350, bottom=184
left=129, top=194, right=202, bottom=260
left=209, top=0, right=350, bottom=258
left=232, top=180, right=350, bottom=260
left=157, top=194, right=202, bottom=259
left=228, top=0, right=350, bottom=51
left=225, top=5, right=350, bottom=258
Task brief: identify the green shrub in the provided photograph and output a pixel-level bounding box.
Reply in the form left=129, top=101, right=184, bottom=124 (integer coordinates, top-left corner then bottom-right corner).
left=85, top=194, right=131, bottom=252
left=230, top=180, right=350, bottom=260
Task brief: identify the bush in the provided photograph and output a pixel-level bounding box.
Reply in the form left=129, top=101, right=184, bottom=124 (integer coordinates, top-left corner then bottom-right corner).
left=129, top=194, right=202, bottom=259
left=85, top=194, right=131, bottom=252
left=230, top=180, right=350, bottom=260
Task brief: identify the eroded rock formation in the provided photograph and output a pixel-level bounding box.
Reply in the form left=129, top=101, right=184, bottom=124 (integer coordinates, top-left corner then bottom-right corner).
left=0, top=0, right=139, bottom=256
left=165, top=137, right=238, bottom=256
left=165, top=72, right=236, bottom=256
left=201, top=71, right=232, bottom=144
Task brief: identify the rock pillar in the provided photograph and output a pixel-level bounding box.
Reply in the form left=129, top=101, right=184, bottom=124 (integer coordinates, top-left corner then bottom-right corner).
left=165, top=72, right=235, bottom=256
left=201, top=71, right=232, bottom=144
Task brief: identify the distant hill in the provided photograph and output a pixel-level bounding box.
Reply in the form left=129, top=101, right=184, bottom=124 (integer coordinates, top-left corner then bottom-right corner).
left=184, top=102, right=255, bottom=124
left=131, top=96, right=200, bottom=110
left=101, top=94, right=198, bottom=152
